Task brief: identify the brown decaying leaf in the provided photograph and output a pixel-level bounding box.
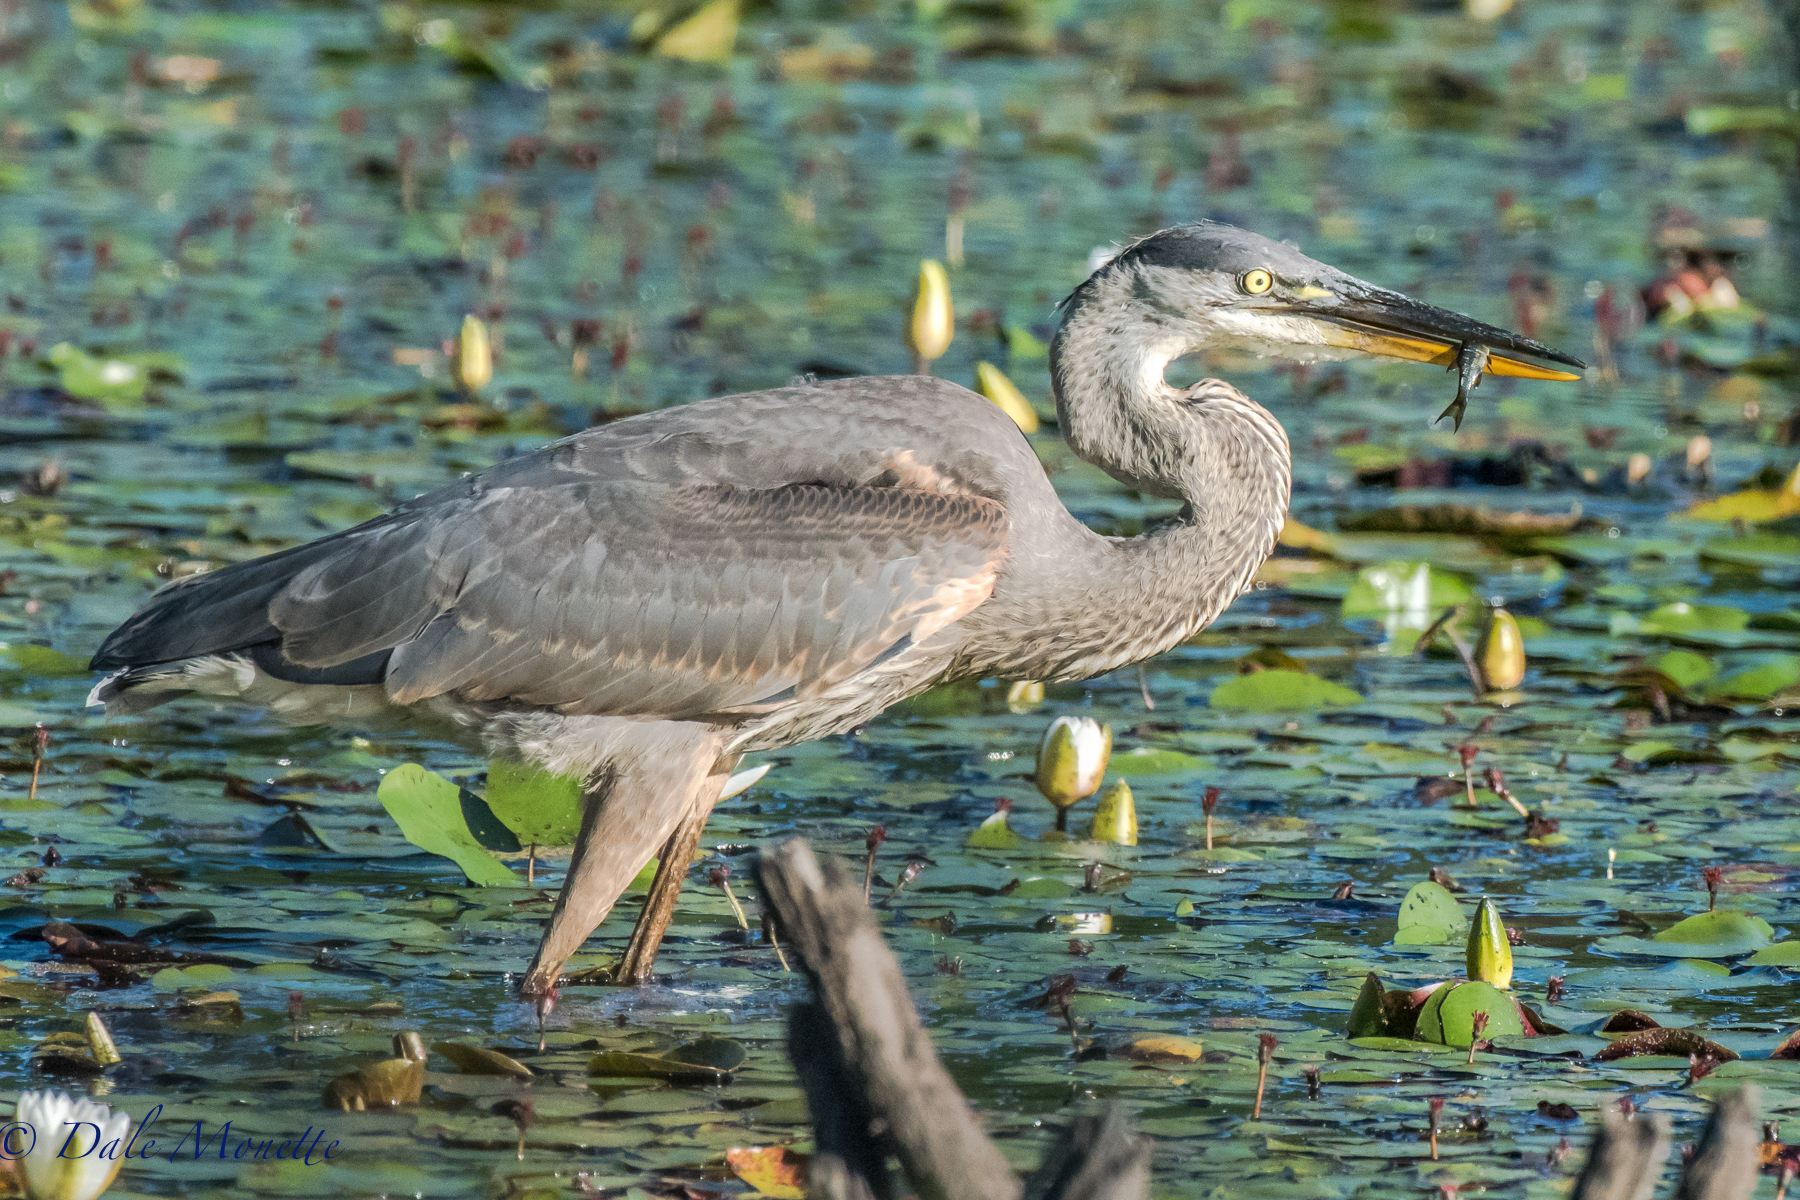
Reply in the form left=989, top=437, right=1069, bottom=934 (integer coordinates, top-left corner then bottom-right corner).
left=1599, top=1009, right=1661, bottom=1034
left=1773, top=1028, right=1800, bottom=1060
left=1593, top=1026, right=1737, bottom=1063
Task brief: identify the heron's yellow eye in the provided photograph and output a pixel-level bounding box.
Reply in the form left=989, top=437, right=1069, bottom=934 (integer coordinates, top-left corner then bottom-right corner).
left=1241, top=269, right=1274, bottom=295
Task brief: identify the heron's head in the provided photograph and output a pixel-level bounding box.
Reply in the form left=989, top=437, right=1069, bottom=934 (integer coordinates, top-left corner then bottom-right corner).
left=1058, top=221, right=1583, bottom=427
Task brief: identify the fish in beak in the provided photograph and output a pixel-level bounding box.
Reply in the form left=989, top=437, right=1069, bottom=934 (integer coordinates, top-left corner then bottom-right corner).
left=1283, top=278, right=1584, bottom=430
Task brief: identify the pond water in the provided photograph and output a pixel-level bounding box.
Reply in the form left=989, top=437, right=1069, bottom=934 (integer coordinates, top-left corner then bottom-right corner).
left=1, top=0, right=1798, bottom=1195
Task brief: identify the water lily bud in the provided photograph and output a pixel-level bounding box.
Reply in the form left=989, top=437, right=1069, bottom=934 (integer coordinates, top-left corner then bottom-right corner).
left=1686, top=435, right=1711, bottom=469
left=1466, top=896, right=1514, bottom=989
left=1087, top=779, right=1137, bottom=845
left=1479, top=607, right=1526, bottom=691
left=16, top=1089, right=130, bottom=1200
left=1626, top=452, right=1652, bottom=486
left=1006, top=679, right=1044, bottom=712
left=906, top=259, right=954, bottom=366
left=1034, top=716, right=1110, bottom=813
left=975, top=361, right=1039, bottom=433
left=1465, top=0, right=1512, bottom=18
left=455, top=314, right=493, bottom=391
left=1783, top=461, right=1800, bottom=507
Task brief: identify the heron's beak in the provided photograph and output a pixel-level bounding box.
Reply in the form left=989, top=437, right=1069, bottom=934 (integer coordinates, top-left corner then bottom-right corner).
left=1284, top=281, right=1584, bottom=428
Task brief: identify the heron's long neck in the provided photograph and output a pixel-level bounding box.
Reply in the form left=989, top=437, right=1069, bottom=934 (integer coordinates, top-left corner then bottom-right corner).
left=1029, top=283, right=1291, bottom=679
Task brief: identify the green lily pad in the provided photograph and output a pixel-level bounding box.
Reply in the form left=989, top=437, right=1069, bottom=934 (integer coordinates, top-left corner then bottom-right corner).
left=484, top=759, right=584, bottom=848
left=1705, top=655, right=1800, bottom=700
left=1594, top=910, right=1775, bottom=959
left=1393, top=880, right=1466, bottom=945
left=1746, top=941, right=1800, bottom=966
left=1415, top=980, right=1523, bottom=1048
left=1636, top=602, right=1749, bottom=636
left=0, top=644, right=87, bottom=678
left=967, top=810, right=1022, bottom=850
left=1654, top=649, right=1715, bottom=691
left=376, top=764, right=519, bottom=887
left=1109, top=747, right=1209, bottom=775
left=1210, top=669, right=1362, bottom=712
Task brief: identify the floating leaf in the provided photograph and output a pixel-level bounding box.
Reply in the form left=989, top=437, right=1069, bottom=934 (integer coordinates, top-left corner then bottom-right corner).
left=1340, top=562, right=1472, bottom=620
left=1636, top=602, right=1749, bottom=636
left=1109, top=747, right=1208, bottom=775
left=1595, top=909, right=1775, bottom=959
left=1126, top=1035, right=1204, bottom=1063
left=1209, top=669, right=1362, bottom=712
left=1654, top=649, right=1715, bottom=691
left=432, top=1042, right=533, bottom=1078
left=1415, top=980, right=1523, bottom=1048
left=726, top=1147, right=808, bottom=1199
left=1593, top=1027, right=1738, bottom=1063
left=1746, top=941, right=1800, bottom=966
left=1704, top=655, right=1800, bottom=701
left=483, top=760, right=584, bottom=848
left=590, top=1051, right=732, bottom=1083
left=47, top=342, right=182, bottom=406
left=665, top=1038, right=747, bottom=1071
left=1651, top=910, right=1774, bottom=955
left=0, top=645, right=87, bottom=677
left=1393, top=880, right=1466, bottom=945
left=967, top=809, right=1022, bottom=850
left=376, top=764, right=519, bottom=887
left=322, top=1056, right=424, bottom=1110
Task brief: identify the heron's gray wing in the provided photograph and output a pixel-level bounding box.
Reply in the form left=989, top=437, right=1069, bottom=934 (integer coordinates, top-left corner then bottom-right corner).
left=362, top=482, right=1004, bottom=714
left=103, top=476, right=1006, bottom=719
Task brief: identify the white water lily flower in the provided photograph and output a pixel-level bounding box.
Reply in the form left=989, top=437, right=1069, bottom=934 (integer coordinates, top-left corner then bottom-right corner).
left=1034, top=715, right=1111, bottom=822
left=15, top=1090, right=130, bottom=1200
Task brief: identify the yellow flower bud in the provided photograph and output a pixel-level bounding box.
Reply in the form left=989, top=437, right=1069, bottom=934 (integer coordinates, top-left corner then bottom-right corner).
left=906, top=259, right=953, bottom=366
left=1466, top=896, right=1514, bottom=989
left=975, top=361, right=1039, bottom=433
left=1626, top=452, right=1652, bottom=486
left=1005, top=679, right=1044, bottom=712
left=455, top=314, right=492, bottom=391
left=1686, top=435, right=1711, bottom=469
left=1034, top=715, right=1110, bottom=812
left=1782, top=461, right=1800, bottom=513
left=1087, top=779, right=1137, bottom=845
left=1480, top=607, right=1525, bottom=691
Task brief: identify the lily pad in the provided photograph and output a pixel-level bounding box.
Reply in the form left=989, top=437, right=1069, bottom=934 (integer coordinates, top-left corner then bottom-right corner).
left=376, top=764, right=519, bottom=887
left=1393, top=880, right=1466, bottom=945
left=1210, top=670, right=1363, bottom=712
left=1415, top=980, right=1523, bottom=1048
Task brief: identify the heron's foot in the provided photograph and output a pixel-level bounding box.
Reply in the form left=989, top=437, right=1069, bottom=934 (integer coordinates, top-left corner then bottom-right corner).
left=517, top=960, right=565, bottom=999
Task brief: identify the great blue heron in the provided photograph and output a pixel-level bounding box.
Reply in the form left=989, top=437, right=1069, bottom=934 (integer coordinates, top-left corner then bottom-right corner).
left=88, top=222, right=1582, bottom=995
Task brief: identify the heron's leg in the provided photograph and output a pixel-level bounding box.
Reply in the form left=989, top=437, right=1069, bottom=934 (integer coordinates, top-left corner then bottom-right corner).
left=519, top=731, right=727, bottom=997
left=611, top=753, right=738, bottom=985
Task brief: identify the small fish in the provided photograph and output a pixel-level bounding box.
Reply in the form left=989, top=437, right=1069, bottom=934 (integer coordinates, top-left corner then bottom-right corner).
left=1434, top=343, right=1490, bottom=431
